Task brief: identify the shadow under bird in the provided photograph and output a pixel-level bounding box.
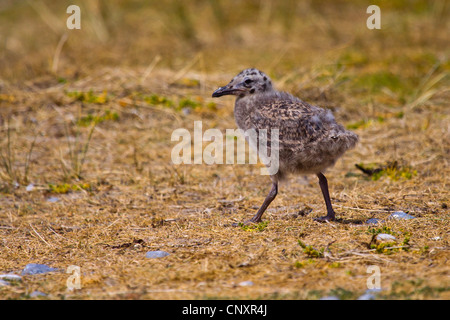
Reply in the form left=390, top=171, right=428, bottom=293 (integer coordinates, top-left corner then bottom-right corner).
left=212, top=68, right=358, bottom=223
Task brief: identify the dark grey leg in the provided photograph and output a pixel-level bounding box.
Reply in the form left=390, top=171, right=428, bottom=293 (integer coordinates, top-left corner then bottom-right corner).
left=314, top=172, right=336, bottom=221
left=246, top=182, right=278, bottom=224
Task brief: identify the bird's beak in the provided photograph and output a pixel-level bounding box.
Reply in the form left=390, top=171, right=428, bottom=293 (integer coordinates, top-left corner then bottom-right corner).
left=212, top=85, right=243, bottom=97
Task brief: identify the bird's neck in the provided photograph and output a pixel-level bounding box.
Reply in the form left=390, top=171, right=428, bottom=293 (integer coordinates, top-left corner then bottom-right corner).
left=234, top=91, right=275, bottom=130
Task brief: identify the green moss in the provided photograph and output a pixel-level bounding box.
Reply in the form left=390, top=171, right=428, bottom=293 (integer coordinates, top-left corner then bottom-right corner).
left=294, top=259, right=317, bottom=269
left=66, top=90, right=109, bottom=104
left=353, top=71, right=403, bottom=93
left=338, top=50, right=369, bottom=67
left=48, top=183, right=92, bottom=194
left=346, top=111, right=404, bottom=130
left=178, top=97, right=200, bottom=109
left=355, top=161, right=417, bottom=181
left=206, top=101, right=217, bottom=111
left=144, top=94, right=174, bottom=107
left=239, top=220, right=269, bottom=232
left=328, top=287, right=357, bottom=300
left=370, top=241, right=398, bottom=254
left=368, top=228, right=412, bottom=254
left=77, top=110, right=119, bottom=127
left=367, top=226, right=393, bottom=235
left=328, top=262, right=342, bottom=268
left=298, top=240, right=324, bottom=258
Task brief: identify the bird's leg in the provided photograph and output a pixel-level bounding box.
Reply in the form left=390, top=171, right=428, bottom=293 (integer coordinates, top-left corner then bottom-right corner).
left=314, top=172, right=336, bottom=222
left=245, top=182, right=278, bottom=224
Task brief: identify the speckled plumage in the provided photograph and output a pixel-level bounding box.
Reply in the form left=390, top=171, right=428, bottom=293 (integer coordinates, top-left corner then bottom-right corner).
left=235, top=90, right=358, bottom=180
left=212, top=68, right=358, bottom=222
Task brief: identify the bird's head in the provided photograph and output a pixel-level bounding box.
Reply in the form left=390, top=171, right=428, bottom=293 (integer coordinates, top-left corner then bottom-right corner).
left=212, top=68, right=273, bottom=98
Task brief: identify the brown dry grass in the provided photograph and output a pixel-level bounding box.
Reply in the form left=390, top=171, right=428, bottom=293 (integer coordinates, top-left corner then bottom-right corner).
left=0, top=0, right=449, bottom=299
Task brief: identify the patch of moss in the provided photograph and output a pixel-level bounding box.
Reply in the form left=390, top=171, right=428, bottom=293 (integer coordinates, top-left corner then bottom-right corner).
left=239, top=221, right=269, bottom=232
left=144, top=94, right=174, bottom=107
left=328, top=262, right=342, bottom=268
left=346, top=111, right=404, bottom=130
left=66, top=90, right=109, bottom=104
left=367, top=226, right=393, bottom=235
left=298, top=240, right=324, bottom=258
left=352, top=71, right=403, bottom=94
left=48, top=183, right=92, bottom=194
left=77, top=110, right=119, bottom=127
left=338, top=50, right=369, bottom=67
left=368, top=228, right=412, bottom=254
left=178, top=97, right=200, bottom=110
left=328, top=287, right=357, bottom=300
left=355, top=161, right=417, bottom=181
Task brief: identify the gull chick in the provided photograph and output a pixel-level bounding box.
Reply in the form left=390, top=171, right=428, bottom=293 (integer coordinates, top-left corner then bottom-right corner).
left=212, top=68, right=358, bottom=223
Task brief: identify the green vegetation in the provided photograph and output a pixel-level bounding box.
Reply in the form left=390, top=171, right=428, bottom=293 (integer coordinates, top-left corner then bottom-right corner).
left=77, top=110, right=119, bottom=127
left=60, top=119, right=96, bottom=180
left=367, top=226, right=412, bottom=255
left=239, top=221, right=269, bottom=232
left=178, top=97, right=200, bottom=110
left=298, top=240, right=324, bottom=258
left=143, top=94, right=174, bottom=107
left=367, top=226, right=394, bottom=235
left=66, top=90, right=109, bottom=104
left=355, top=161, right=417, bottom=181
left=48, top=183, right=92, bottom=194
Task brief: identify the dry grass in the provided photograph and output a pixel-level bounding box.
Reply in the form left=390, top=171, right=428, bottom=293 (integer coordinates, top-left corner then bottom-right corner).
left=0, top=0, right=449, bottom=299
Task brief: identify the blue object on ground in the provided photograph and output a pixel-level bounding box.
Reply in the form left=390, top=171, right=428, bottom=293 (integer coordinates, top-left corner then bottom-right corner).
left=145, top=251, right=170, bottom=259
left=22, top=263, right=59, bottom=275
left=388, top=211, right=415, bottom=220
left=366, top=218, right=382, bottom=225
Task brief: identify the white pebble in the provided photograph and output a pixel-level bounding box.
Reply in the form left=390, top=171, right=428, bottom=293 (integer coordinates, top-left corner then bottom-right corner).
left=0, top=274, right=22, bottom=282
left=145, top=250, right=170, bottom=259
left=388, top=211, right=415, bottom=220
left=238, top=281, right=254, bottom=287
left=376, top=233, right=396, bottom=241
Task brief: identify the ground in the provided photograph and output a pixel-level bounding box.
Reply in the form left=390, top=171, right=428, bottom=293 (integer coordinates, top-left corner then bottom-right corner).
left=0, top=0, right=449, bottom=300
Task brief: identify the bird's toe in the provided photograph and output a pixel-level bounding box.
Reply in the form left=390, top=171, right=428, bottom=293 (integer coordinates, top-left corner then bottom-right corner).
left=313, top=215, right=336, bottom=222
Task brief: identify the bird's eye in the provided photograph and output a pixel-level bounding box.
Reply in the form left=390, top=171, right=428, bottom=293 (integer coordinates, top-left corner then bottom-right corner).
left=244, top=79, right=253, bottom=84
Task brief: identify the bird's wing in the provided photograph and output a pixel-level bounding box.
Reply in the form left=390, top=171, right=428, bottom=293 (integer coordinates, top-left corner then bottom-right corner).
left=247, top=100, right=329, bottom=149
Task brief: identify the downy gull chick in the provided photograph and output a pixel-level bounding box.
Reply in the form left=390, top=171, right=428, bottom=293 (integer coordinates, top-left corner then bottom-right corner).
left=212, top=68, right=358, bottom=223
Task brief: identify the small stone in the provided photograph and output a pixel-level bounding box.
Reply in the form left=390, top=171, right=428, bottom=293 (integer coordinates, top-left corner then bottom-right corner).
left=47, top=197, right=59, bottom=203
left=0, top=274, right=22, bottom=282
left=359, top=288, right=382, bottom=300
left=238, top=281, right=254, bottom=287
left=26, top=184, right=34, bottom=192
left=376, top=233, right=396, bottom=241
left=145, top=250, right=170, bottom=259
left=388, top=211, right=415, bottom=220
left=357, top=293, right=376, bottom=300
left=30, top=291, right=47, bottom=297
left=22, top=263, right=59, bottom=275
left=431, top=236, right=441, bottom=241
left=366, top=218, right=382, bottom=225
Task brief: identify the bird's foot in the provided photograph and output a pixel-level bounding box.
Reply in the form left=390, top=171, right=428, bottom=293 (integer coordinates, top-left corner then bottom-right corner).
left=231, top=218, right=261, bottom=227
left=313, top=213, right=336, bottom=222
